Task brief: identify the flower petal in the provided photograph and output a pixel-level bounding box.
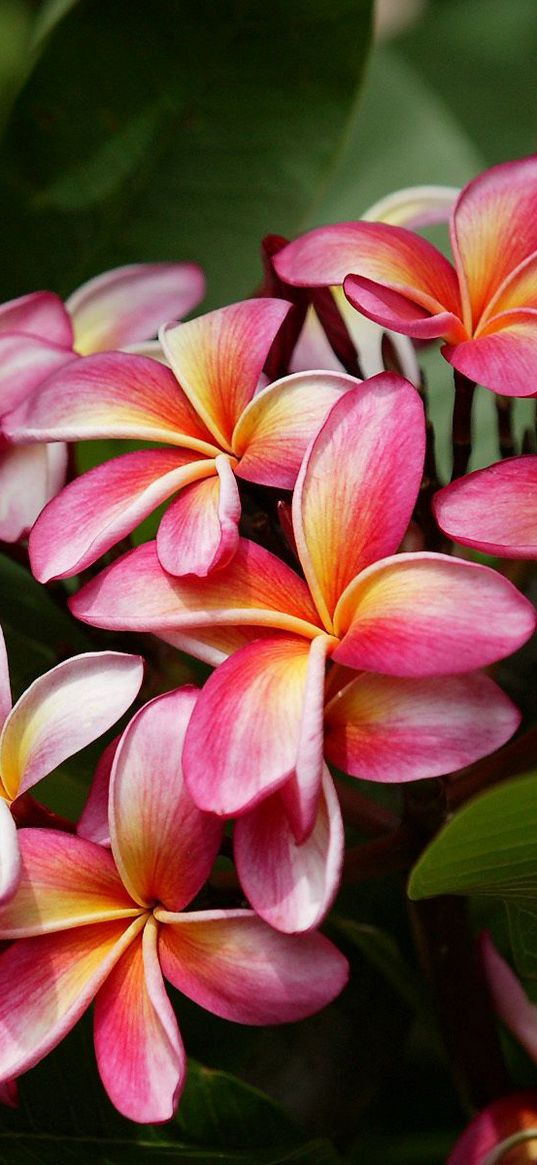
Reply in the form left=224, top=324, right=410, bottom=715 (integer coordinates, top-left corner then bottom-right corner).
left=343, top=273, right=465, bottom=343
left=447, top=1092, right=537, bottom=1165
left=77, top=737, right=118, bottom=846
left=443, top=308, right=537, bottom=396
left=324, top=670, right=521, bottom=782
left=0, top=291, right=73, bottom=347
left=159, top=625, right=275, bottom=668
left=0, top=335, right=74, bottom=414
left=160, top=298, right=291, bottom=450
left=156, top=455, right=241, bottom=577
left=158, top=908, right=349, bottom=1023
left=29, top=448, right=211, bottom=582
left=0, top=443, right=68, bottom=543
left=66, top=262, right=205, bottom=355
left=0, top=652, right=144, bottom=801
left=182, top=634, right=327, bottom=817
left=234, top=370, right=359, bottom=488
left=434, top=455, right=537, bottom=558
left=70, top=540, right=321, bottom=638
left=0, top=800, right=21, bottom=907
left=3, top=351, right=219, bottom=454
left=0, top=628, right=12, bottom=730
left=234, top=767, right=343, bottom=933
left=110, top=689, right=223, bottom=912
left=481, top=931, right=537, bottom=1061
left=334, top=287, right=420, bottom=383
left=94, top=916, right=185, bottom=1123
left=362, top=185, right=460, bottom=229
left=334, top=552, right=536, bottom=676
left=0, top=830, right=139, bottom=936
left=293, top=376, right=425, bottom=628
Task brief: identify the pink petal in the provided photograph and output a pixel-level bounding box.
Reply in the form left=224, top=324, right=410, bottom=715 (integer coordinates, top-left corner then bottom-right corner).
left=182, top=633, right=329, bottom=818
left=159, top=625, right=276, bottom=669
left=0, top=800, right=21, bottom=906
left=293, top=376, right=425, bottom=628
left=0, top=291, right=73, bottom=347
left=110, top=689, right=223, bottom=912
left=234, top=767, right=343, bottom=933
left=77, top=737, right=118, bottom=846
left=434, top=455, right=537, bottom=557
left=481, top=932, right=537, bottom=1062
left=0, top=652, right=144, bottom=801
left=234, top=370, right=359, bottom=489
left=324, top=670, right=521, bottom=783
left=447, top=1092, right=537, bottom=1165
left=0, top=830, right=140, bottom=936
left=0, top=335, right=75, bottom=415
left=3, top=351, right=219, bottom=454
left=157, top=908, right=349, bottom=1023
left=443, top=308, right=537, bottom=396
left=94, top=916, right=185, bottom=1123
left=156, top=454, right=241, bottom=577
left=343, top=274, right=465, bottom=343
left=70, top=539, right=321, bottom=638
left=161, top=298, right=291, bottom=451
left=0, top=915, right=145, bottom=1082
left=0, top=628, right=12, bottom=730
left=66, top=262, right=205, bottom=355
left=335, top=288, right=421, bottom=383
left=334, top=552, right=536, bottom=676
left=0, top=443, right=68, bottom=543
left=29, top=447, right=211, bottom=582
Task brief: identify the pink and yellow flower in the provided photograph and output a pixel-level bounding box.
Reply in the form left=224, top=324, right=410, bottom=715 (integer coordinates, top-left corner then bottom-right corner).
left=0, top=688, right=348, bottom=1122
left=69, top=375, right=533, bottom=845
left=5, top=297, right=359, bottom=579
left=0, top=262, right=205, bottom=541
left=447, top=1092, right=537, bottom=1164
left=274, top=156, right=537, bottom=396
left=434, top=454, right=537, bottom=559
left=0, top=627, right=143, bottom=904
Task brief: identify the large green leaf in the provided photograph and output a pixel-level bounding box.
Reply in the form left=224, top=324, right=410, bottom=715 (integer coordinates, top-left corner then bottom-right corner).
left=0, top=0, right=373, bottom=307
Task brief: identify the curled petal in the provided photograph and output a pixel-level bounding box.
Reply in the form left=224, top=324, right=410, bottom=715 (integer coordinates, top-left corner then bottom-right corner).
left=110, top=689, right=223, bottom=912
left=0, top=443, right=68, bottom=544
left=0, top=652, right=144, bottom=801
left=0, top=291, right=73, bottom=347
left=94, top=916, right=185, bottom=1123
left=334, top=552, right=536, bottom=676
left=324, top=670, right=521, bottom=783
left=434, top=455, right=537, bottom=558
left=160, top=298, right=291, bottom=450
left=66, top=262, right=205, bottom=355
left=0, top=800, right=20, bottom=907
left=158, top=908, right=349, bottom=1024
left=0, top=915, right=145, bottom=1082
left=335, top=288, right=420, bottom=383
left=30, top=448, right=211, bottom=582
left=343, top=273, right=465, bottom=343
left=234, top=767, right=343, bottom=933
left=444, top=309, right=537, bottom=396
left=156, top=455, right=240, bottom=577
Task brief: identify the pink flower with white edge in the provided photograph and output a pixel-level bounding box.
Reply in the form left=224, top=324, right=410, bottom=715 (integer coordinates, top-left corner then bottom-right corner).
left=69, top=375, right=533, bottom=848
left=275, top=156, right=537, bottom=396
left=5, top=297, right=361, bottom=580
left=0, top=625, right=143, bottom=904
left=0, top=688, right=348, bottom=1123
left=0, top=263, right=205, bottom=542
left=447, top=1092, right=537, bottom=1164
left=434, top=454, right=537, bottom=559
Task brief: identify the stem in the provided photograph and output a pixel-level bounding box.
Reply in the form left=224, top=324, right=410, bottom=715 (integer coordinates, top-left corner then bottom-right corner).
left=451, top=371, right=476, bottom=481
left=335, top=777, right=400, bottom=836
left=343, top=826, right=418, bottom=882
left=496, top=395, right=515, bottom=459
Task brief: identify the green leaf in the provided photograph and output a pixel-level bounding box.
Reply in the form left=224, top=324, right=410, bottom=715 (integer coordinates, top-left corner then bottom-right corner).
left=408, top=773, right=537, bottom=903
left=506, top=901, right=537, bottom=980
left=0, top=0, right=373, bottom=307
left=176, top=1061, right=301, bottom=1150
left=331, top=919, right=424, bottom=1019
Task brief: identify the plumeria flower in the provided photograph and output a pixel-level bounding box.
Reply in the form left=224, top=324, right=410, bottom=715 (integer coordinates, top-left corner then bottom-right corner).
left=4, top=297, right=360, bottom=580
left=0, top=687, right=348, bottom=1123
left=0, top=626, right=143, bottom=904
left=447, top=1092, right=537, bottom=1164
left=0, top=262, right=205, bottom=541
left=68, top=375, right=533, bottom=844
left=274, top=156, right=537, bottom=396
left=434, top=455, right=537, bottom=559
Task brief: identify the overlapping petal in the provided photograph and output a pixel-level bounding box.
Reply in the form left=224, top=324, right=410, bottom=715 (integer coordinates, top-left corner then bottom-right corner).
left=481, top=932, right=537, bottom=1062
left=156, top=455, right=240, bottom=577
left=157, top=909, right=349, bottom=1024
left=293, top=376, right=425, bottom=628
left=234, top=767, right=343, bottom=933
left=0, top=334, right=75, bottom=414
left=0, top=291, right=73, bottom=347
left=343, top=273, right=466, bottom=342
left=110, top=689, right=223, bottom=912
left=443, top=309, right=537, bottom=396
left=160, top=299, right=291, bottom=451
left=447, top=1092, right=537, bottom=1165
left=333, top=553, right=536, bottom=676
left=29, top=448, right=212, bottom=582
left=0, top=651, right=144, bottom=801
left=324, top=670, right=520, bottom=782
left=362, top=184, right=460, bottom=229
left=77, top=737, right=118, bottom=846
left=0, top=799, right=20, bottom=907
left=434, top=455, right=537, bottom=557
left=0, top=443, right=68, bottom=543
left=0, top=629, right=11, bottom=730
left=94, top=917, right=185, bottom=1123
left=66, top=262, right=205, bottom=355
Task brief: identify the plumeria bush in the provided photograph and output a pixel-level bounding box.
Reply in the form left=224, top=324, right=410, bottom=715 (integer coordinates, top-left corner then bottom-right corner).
left=1, top=2, right=537, bottom=1163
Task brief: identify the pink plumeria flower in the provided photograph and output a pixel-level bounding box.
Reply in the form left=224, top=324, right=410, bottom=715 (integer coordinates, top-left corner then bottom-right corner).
left=0, top=626, right=143, bottom=904
left=434, top=455, right=537, bottom=559
left=274, top=156, right=537, bottom=396
left=68, top=375, right=533, bottom=844
left=0, top=262, right=205, bottom=542
left=447, top=1092, right=537, bottom=1164
left=5, top=297, right=359, bottom=580
left=0, top=687, right=348, bottom=1123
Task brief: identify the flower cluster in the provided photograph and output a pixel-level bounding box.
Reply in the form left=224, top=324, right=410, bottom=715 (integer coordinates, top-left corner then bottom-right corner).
left=0, top=160, right=537, bottom=1138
